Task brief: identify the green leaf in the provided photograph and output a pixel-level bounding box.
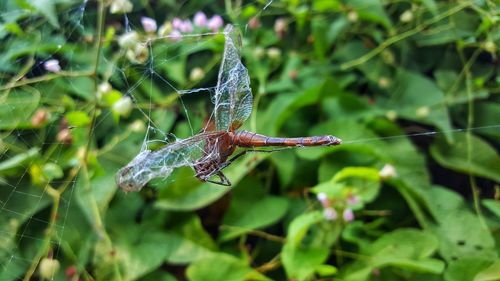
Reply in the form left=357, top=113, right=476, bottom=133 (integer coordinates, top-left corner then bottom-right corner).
left=287, top=211, right=323, bottom=247
left=282, top=243, right=330, bottom=281
left=0, top=88, right=40, bottom=129
left=27, top=0, right=59, bottom=28
left=379, top=69, right=452, bottom=140
left=430, top=133, right=500, bottom=182
left=186, top=253, right=271, bottom=281
left=220, top=179, right=289, bottom=241
left=341, top=229, right=444, bottom=281
left=0, top=148, right=39, bottom=174
left=348, top=0, right=392, bottom=29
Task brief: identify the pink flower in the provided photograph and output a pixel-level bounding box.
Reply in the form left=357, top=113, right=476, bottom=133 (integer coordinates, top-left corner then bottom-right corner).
left=323, top=208, right=338, bottom=221
left=179, top=20, right=193, bottom=33
left=207, top=15, right=223, bottom=31
left=316, top=192, right=330, bottom=208
left=172, top=17, right=182, bottom=30
left=343, top=208, right=355, bottom=222
left=169, top=30, right=182, bottom=41
left=141, top=16, right=157, bottom=32
left=193, top=12, right=207, bottom=27
left=44, top=59, right=61, bottom=72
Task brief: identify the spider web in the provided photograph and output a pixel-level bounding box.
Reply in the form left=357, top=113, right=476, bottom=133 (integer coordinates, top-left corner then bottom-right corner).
left=0, top=1, right=276, bottom=279
left=0, top=0, right=498, bottom=280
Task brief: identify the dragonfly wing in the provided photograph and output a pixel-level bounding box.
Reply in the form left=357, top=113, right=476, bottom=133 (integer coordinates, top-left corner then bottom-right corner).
left=116, top=133, right=221, bottom=192
left=213, top=25, right=253, bottom=131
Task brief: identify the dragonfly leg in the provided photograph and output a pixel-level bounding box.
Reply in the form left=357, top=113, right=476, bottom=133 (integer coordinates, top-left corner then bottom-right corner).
left=204, top=171, right=231, bottom=186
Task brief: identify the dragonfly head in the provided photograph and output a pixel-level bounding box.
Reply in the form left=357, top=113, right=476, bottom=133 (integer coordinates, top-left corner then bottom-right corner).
left=116, top=150, right=153, bottom=192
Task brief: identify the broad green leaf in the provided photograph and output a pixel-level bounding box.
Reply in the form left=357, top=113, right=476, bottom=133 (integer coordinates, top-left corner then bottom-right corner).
left=342, top=229, right=444, bottom=281
left=287, top=211, right=323, bottom=246
left=220, top=178, right=289, bottom=241
left=0, top=89, right=40, bottom=129
left=444, top=258, right=495, bottom=281
left=430, top=133, right=500, bottom=182
left=474, top=260, right=500, bottom=281
left=0, top=148, right=39, bottom=174
left=27, top=0, right=59, bottom=27
left=379, top=69, right=452, bottom=140
left=348, top=0, right=392, bottom=29
left=186, top=253, right=270, bottom=281
left=282, top=243, right=330, bottom=281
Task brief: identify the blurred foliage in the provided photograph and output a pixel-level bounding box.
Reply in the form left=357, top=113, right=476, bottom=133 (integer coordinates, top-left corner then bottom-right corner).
left=0, top=0, right=499, bottom=280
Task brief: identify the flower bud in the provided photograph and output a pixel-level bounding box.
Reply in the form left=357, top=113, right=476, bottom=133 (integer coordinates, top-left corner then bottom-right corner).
left=379, top=164, right=397, bottom=179
left=31, top=109, right=50, bottom=127
left=112, top=96, right=133, bottom=117
left=57, top=128, right=72, bottom=145
left=110, top=0, right=133, bottom=14
left=274, top=18, right=287, bottom=38
left=386, top=110, right=397, bottom=121
left=39, top=258, right=60, bottom=279
left=343, top=208, right=355, bottom=222
left=130, top=120, right=145, bottom=133
left=189, top=67, right=205, bottom=81
left=141, top=17, right=157, bottom=33
left=158, top=21, right=173, bottom=37
left=416, top=106, right=430, bottom=118
left=378, top=77, right=391, bottom=89
left=118, top=31, right=139, bottom=48
left=193, top=12, right=207, bottom=27
left=44, top=59, right=61, bottom=73
left=267, top=47, right=282, bottom=60
left=172, top=18, right=183, bottom=30
left=381, top=50, right=395, bottom=64
left=207, top=15, right=223, bottom=31
left=126, top=43, right=149, bottom=64
left=169, top=30, right=182, bottom=41
left=179, top=20, right=193, bottom=33
left=317, top=192, right=330, bottom=208
left=248, top=17, right=260, bottom=29
left=347, top=11, right=358, bottom=22
left=253, top=47, right=265, bottom=59
left=323, top=207, right=338, bottom=221
left=483, top=41, right=496, bottom=54
left=400, top=10, right=414, bottom=23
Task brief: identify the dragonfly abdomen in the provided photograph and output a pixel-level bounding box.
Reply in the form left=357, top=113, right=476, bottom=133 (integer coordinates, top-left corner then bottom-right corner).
left=233, top=130, right=341, bottom=147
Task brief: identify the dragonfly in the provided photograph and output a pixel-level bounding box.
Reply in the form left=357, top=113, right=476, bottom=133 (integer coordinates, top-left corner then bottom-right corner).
left=116, top=25, right=341, bottom=192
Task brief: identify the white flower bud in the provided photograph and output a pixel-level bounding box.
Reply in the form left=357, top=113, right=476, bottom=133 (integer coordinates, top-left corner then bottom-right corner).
left=126, top=44, right=149, bottom=64
left=253, top=47, right=265, bottom=59
left=130, top=120, right=145, bottom=132
left=158, top=22, right=173, bottom=37
left=112, top=96, right=133, bottom=117
left=118, top=31, right=139, bottom=48
left=267, top=47, right=282, bottom=60
left=44, top=59, right=61, bottom=73
left=378, top=77, right=391, bottom=89
left=189, top=67, right=205, bottom=81
left=110, top=0, right=133, bottom=14
left=386, top=110, right=397, bottom=121
left=483, top=41, right=496, bottom=53
left=39, top=258, right=60, bottom=279
left=416, top=106, right=430, bottom=118
left=400, top=10, right=414, bottom=23
left=379, top=164, right=397, bottom=179
left=347, top=11, right=358, bottom=22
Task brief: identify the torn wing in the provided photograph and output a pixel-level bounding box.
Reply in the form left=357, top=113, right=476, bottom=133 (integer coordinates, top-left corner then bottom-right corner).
left=213, top=24, right=253, bottom=132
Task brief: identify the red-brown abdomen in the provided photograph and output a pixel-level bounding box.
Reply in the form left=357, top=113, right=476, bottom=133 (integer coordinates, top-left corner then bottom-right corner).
left=232, top=130, right=341, bottom=147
